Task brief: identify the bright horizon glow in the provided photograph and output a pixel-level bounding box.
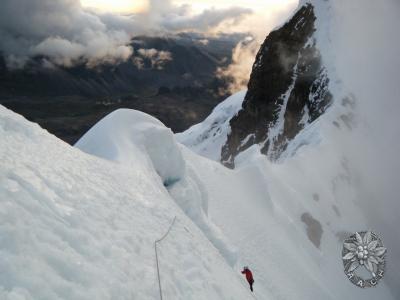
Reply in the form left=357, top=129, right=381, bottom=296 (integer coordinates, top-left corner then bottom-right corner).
left=174, top=0, right=297, bottom=13
left=184, top=0, right=298, bottom=39
left=80, top=0, right=298, bottom=15
left=80, top=0, right=148, bottom=13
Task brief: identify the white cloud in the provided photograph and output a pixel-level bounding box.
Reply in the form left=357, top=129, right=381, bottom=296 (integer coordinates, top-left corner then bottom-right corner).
left=0, top=0, right=136, bottom=68
left=134, top=48, right=172, bottom=70
left=0, top=0, right=254, bottom=68
left=215, top=1, right=298, bottom=94
left=330, top=0, right=400, bottom=294
left=159, top=6, right=252, bottom=32
left=217, top=37, right=259, bottom=94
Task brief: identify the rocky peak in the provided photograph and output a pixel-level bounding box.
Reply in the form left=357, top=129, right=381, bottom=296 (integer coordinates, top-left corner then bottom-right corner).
left=221, top=3, right=332, bottom=168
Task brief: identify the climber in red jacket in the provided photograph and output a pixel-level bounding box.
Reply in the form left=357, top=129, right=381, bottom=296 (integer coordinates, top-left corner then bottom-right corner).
left=241, top=266, right=254, bottom=292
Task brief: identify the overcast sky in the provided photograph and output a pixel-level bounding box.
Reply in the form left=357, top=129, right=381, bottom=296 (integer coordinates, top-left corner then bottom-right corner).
left=80, top=0, right=298, bottom=14
left=0, top=0, right=297, bottom=69
left=79, top=0, right=298, bottom=41
left=79, top=0, right=298, bottom=38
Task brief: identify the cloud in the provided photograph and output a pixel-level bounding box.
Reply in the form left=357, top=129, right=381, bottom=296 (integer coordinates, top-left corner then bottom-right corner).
left=215, top=2, right=298, bottom=94
left=141, top=1, right=252, bottom=34
left=0, top=0, right=254, bottom=69
left=159, top=6, right=253, bottom=32
left=0, top=0, right=136, bottom=68
left=197, top=39, right=209, bottom=46
left=329, top=0, right=400, bottom=295
left=133, top=48, right=172, bottom=70
left=217, top=37, right=259, bottom=94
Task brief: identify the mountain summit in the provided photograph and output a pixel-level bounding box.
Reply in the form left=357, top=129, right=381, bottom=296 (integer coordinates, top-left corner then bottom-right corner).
left=178, top=1, right=341, bottom=167
left=221, top=2, right=332, bottom=167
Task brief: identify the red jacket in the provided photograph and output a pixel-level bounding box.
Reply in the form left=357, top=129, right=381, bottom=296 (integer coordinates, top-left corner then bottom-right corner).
left=242, top=269, right=254, bottom=283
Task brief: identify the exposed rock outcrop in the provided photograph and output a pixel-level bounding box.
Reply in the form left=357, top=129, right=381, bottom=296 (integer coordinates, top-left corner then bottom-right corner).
left=222, top=4, right=332, bottom=167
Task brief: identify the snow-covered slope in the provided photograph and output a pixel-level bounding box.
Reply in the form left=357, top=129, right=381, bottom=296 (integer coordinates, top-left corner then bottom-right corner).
left=176, top=0, right=400, bottom=297
left=176, top=91, right=246, bottom=161
left=182, top=142, right=395, bottom=300
left=1, top=99, right=397, bottom=299
left=0, top=105, right=252, bottom=300
left=74, top=106, right=398, bottom=299
left=75, top=109, right=238, bottom=267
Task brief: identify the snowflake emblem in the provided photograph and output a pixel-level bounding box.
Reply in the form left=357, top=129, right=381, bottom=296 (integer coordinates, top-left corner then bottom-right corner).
left=342, top=231, right=386, bottom=288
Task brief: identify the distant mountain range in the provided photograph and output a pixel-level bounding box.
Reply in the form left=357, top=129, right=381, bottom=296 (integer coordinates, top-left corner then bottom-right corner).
left=0, top=33, right=246, bottom=144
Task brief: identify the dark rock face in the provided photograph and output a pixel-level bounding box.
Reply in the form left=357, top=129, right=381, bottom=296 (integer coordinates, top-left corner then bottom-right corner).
left=221, top=4, right=332, bottom=167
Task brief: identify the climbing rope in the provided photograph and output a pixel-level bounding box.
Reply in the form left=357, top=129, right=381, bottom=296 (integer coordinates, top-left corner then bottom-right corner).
left=239, top=279, right=258, bottom=300
left=154, top=216, right=177, bottom=300
left=154, top=217, right=256, bottom=300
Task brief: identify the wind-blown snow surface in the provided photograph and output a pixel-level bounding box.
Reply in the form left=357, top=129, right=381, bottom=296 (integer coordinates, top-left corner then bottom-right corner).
left=0, top=106, right=252, bottom=300
left=73, top=106, right=395, bottom=299
left=178, top=0, right=400, bottom=297
left=0, top=102, right=396, bottom=299
left=183, top=143, right=395, bottom=300
left=75, top=109, right=238, bottom=267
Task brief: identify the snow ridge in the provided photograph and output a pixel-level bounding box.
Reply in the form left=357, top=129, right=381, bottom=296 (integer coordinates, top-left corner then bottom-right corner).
left=176, top=91, right=246, bottom=161
left=76, top=109, right=238, bottom=267
left=0, top=105, right=251, bottom=300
